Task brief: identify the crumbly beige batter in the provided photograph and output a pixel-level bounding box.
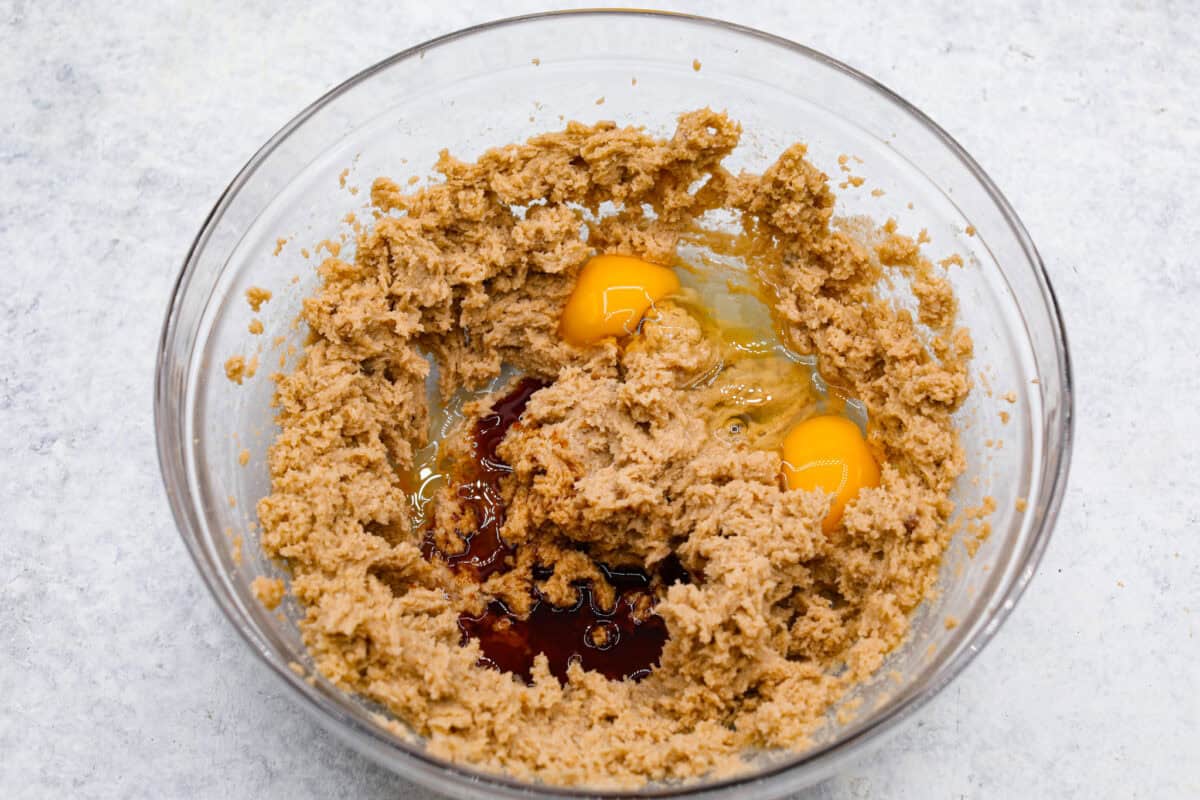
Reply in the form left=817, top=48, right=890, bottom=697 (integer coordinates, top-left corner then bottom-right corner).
left=251, top=576, right=285, bottom=610
left=256, top=110, right=971, bottom=787
left=245, top=286, right=272, bottom=311
left=223, top=355, right=256, bottom=385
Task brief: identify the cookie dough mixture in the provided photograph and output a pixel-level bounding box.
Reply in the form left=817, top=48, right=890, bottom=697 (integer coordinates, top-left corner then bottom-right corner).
left=257, top=109, right=971, bottom=787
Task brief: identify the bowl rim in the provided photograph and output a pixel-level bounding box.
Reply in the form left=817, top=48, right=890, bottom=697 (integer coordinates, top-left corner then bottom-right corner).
left=155, top=8, right=1074, bottom=798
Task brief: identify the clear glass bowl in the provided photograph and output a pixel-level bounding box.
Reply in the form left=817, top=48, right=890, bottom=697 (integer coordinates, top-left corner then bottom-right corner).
left=155, top=10, right=1072, bottom=798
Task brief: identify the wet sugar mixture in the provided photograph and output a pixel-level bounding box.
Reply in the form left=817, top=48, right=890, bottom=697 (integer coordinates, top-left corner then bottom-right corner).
left=425, top=377, right=677, bottom=685
left=256, top=110, right=972, bottom=787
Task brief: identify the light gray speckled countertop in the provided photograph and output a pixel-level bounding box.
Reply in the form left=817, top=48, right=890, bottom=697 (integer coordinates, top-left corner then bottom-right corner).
left=3, top=1, right=1198, bottom=797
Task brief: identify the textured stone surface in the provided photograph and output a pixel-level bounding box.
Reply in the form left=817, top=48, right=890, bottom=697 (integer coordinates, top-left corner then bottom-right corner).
left=1, top=1, right=1197, bottom=797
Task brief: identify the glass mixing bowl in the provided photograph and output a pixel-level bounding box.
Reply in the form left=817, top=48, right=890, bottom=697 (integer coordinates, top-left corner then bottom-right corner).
left=155, top=10, right=1072, bottom=798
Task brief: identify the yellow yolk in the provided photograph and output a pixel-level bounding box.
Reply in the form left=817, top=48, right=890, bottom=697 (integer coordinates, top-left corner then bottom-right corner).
left=559, top=254, right=680, bottom=346
left=782, top=415, right=880, bottom=532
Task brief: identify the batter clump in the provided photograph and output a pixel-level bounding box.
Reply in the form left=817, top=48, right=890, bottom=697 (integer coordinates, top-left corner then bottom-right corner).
left=257, top=110, right=971, bottom=787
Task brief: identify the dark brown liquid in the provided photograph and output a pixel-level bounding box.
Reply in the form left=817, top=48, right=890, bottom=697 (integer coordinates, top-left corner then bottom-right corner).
left=426, top=379, right=691, bottom=685
left=422, top=378, right=545, bottom=581
left=459, top=577, right=668, bottom=685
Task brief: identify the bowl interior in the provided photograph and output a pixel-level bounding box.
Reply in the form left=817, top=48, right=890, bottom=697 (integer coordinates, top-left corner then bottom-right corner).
left=158, top=11, right=1069, bottom=798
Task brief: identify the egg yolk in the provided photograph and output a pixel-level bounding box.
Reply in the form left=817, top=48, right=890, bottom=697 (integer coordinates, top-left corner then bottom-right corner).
left=782, top=415, right=880, bottom=532
left=559, top=254, right=680, bottom=346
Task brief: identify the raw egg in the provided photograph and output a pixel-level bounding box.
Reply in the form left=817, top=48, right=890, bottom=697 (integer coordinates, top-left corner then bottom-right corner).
left=559, top=254, right=680, bottom=346
left=782, top=414, right=880, bottom=532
